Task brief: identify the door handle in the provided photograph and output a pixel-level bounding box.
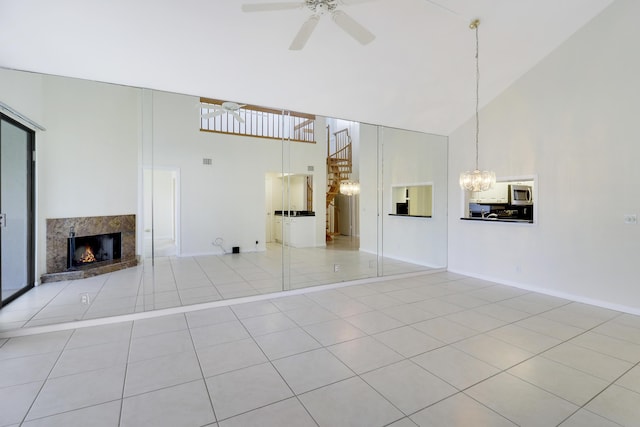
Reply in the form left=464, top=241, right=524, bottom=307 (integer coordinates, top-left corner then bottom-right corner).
left=0, top=213, right=6, bottom=228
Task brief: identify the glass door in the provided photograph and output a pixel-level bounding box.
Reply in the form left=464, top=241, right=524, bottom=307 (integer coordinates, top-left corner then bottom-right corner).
left=0, top=114, right=35, bottom=306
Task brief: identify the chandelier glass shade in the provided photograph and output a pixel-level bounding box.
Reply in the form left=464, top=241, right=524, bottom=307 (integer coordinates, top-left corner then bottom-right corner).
left=459, top=19, right=495, bottom=192
left=459, top=169, right=496, bottom=192
left=340, top=181, right=360, bottom=196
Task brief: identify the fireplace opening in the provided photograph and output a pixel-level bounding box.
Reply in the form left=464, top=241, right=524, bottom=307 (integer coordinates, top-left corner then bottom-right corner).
left=67, top=232, right=122, bottom=269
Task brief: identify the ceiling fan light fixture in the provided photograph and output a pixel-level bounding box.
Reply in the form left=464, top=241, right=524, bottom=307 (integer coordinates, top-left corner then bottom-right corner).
left=242, top=0, right=376, bottom=50
left=459, top=18, right=495, bottom=192
left=201, top=101, right=246, bottom=123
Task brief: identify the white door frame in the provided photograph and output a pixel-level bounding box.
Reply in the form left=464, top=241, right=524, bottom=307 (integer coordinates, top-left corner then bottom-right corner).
left=143, top=166, right=181, bottom=257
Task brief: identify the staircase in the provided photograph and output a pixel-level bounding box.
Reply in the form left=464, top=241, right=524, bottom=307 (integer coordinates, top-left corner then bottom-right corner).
left=326, top=127, right=352, bottom=241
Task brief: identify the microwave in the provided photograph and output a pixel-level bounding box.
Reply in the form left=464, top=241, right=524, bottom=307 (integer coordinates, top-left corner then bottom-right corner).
left=509, top=184, right=533, bottom=206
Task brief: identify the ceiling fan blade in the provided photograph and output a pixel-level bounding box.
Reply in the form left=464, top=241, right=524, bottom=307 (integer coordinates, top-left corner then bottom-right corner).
left=229, top=110, right=245, bottom=123
left=200, top=103, right=223, bottom=111
left=294, top=118, right=314, bottom=130
left=331, top=10, right=375, bottom=45
left=201, top=109, right=225, bottom=119
left=202, top=103, right=224, bottom=110
left=222, top=102, right=245, bottom=111
left=241, top=2, right=304, bottom=12
left=289, top=15, right=320, bottom=50
left=338, top=0, right=379, bottom=5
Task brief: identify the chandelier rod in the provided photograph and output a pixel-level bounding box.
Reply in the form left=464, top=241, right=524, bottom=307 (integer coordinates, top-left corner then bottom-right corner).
left=471, top=19, right=480, bottom=171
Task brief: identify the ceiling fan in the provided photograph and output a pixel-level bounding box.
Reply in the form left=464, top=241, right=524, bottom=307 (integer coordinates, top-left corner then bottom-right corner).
left=241, top=0, right=377, bottom=50
left=200, top=101, right=246, bottom=123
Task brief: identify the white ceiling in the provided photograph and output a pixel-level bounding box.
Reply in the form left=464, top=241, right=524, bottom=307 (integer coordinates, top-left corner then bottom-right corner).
left=0, top=0, right=613, bottom=135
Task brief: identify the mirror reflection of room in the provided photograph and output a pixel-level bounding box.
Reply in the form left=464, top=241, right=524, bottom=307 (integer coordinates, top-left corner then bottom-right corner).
left=0, top=68, right=448, bottom=327
left=391, top=185, right=433, bottom=217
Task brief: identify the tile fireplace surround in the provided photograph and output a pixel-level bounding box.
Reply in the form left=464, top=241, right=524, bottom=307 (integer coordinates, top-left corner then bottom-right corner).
left=42, top=214, right=137, bottom=283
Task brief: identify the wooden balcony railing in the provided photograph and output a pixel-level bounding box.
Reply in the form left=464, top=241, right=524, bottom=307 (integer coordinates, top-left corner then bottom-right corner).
left=200, top=97, right=315, bottom=143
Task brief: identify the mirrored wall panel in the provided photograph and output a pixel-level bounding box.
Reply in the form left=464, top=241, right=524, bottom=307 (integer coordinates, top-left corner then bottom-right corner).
left=0, top=67, right=448, bottom=329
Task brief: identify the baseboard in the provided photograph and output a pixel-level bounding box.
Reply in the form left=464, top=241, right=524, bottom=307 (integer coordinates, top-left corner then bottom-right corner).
left=447, top=268, right=640, bottom=316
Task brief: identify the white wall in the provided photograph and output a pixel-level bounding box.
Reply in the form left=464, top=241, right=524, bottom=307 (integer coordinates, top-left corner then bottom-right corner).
left=148, top=90, right=327, bottom=256
left=39, top=76, right=140, bottom=219
left=1, top=71, right=141, bottom=278
left=448, top=0, right=640, bottom=313
left=381, top=128, right=448, bottom=268
left=359, top=124, right=381, bottom=255
left=359, top=124, right=448, bottom=268
left=0, top=70, right=46, bottom=126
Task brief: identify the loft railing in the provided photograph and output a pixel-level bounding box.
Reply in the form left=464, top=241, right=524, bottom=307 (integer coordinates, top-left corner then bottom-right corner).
left=199, top=97, right=315, bottom=143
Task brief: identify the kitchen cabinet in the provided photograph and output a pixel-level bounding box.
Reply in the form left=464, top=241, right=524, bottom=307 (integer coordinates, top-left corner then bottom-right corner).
left=274, top=215, right=316, bottom=247
left=288, top=217, right=316, bottom=247
left=469, top=182, right=509, bottom=204
left=274, top=217, right=283, bottom=244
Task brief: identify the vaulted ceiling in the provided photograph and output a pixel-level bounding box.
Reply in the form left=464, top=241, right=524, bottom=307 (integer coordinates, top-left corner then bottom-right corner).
left=0, top=0, right=614, bottom=134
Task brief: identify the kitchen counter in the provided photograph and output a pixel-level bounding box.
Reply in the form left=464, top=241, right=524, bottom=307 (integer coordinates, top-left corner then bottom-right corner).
left=460, top=217, right=533, bottom=224
left=274, top=210, right=315, bottom=217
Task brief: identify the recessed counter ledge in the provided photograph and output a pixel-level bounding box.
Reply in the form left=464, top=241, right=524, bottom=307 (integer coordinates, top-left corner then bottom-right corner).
left=274, top=210, right=315, bottom=217
left=460, top=217, right=533, bottom=223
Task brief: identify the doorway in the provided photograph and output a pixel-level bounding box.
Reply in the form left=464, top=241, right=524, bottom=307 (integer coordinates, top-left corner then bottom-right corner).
left=0, top=114, right=35, bottom=306
left=143, top=168, right=180, bottom=257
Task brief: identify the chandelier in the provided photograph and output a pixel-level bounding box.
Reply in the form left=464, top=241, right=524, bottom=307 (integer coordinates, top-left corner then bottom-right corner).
left=459, top=19, right=495, bottom=192
left=340, top=181, right=360, bottom=196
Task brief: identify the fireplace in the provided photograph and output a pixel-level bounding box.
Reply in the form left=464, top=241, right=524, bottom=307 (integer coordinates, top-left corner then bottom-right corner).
left=68, top=231, right=122, bottom=269
left=43, top=214, right=138, bottom=283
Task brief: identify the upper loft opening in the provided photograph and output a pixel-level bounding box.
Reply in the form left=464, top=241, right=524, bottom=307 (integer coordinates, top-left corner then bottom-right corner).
left=200, top=97, right=316, bottom=143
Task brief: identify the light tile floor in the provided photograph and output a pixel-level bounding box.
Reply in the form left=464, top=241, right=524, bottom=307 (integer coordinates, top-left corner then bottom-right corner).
left=1, top=272, right=640, bottom=426
left=0, top=244, right=431, bottom=331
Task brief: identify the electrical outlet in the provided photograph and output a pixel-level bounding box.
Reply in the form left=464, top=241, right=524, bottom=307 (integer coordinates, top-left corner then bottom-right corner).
left=369, top=260, right=376, bottom=269
left=624, top=214, right=637, bottom=224
left=333, top=264, right=341, bottom=272
left=80, top=293, right=91, bottom=305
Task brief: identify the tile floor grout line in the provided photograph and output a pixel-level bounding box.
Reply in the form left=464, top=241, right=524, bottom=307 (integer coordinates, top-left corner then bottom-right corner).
left=192, top=255, right=224, bottom=301
left=18, top=398, right=124, bottom=426
left=116, top=316, right=136, bottom=426
left=22, top=279, right=76, bottom=327
left=222, top=302, right=322, bottom=426
left=557, top=358, right=640, bottom=426
left=355, top=356, right=450, bottom=423
left=169, top=256, right=186, bottom=310
left=4, top=270, right=640, bottom=426
left=308, top=283, right=529, bottom=425
left=183, top=311, right=220, bottom=425
left=0, top=257, right=444, bottom=335
left=17, top=329, right=75, bottom=425
left=229, top=287, right=457, bottom=423
left=443, top=312, right=637, bottom=425
left=373, top=295, right=628, bottom=423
